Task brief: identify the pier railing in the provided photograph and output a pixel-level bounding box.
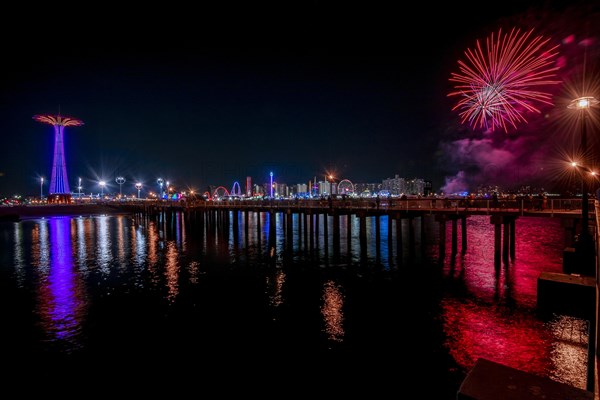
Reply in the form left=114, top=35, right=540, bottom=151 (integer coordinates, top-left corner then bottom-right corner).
left=139, top=197, right=595, bottom=217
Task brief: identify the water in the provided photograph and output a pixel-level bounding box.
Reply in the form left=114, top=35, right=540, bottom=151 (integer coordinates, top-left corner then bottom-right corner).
left=0, top=211, right=588, bottom=396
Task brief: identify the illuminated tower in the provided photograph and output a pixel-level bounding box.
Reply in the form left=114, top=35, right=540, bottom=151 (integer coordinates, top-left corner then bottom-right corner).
left=33, top=114, right=84, bottom=203
left=246, top=176, right=252, bottom=197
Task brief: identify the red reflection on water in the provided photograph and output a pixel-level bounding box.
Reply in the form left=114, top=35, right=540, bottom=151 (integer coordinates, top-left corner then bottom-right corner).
left=442, top=216, right=563, bottom=306
left=442, top=299, right=554, bottom=376
left=441, top=216, right=586, bottom=389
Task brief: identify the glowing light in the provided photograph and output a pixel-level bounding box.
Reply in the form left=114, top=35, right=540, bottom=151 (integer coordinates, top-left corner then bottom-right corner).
left=448, top=28, right=561, bottom=133
left=321, top=280, right=345, bottom=342
left=165, top=241, right=179, bottom=303
left=33, top=114, right=84, bottom=199
left=212, top=186, right=230, bottom=199
left=157, top=178, right=164, bottom=198
left=568, top=96, right=598, bottom=110
left=231, top=181, right=242, bottom=196
left=116, top=176, right=126, bottom=196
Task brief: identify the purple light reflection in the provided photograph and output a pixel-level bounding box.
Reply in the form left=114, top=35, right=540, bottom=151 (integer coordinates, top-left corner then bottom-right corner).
left=38, top=217, right=86, bottom=351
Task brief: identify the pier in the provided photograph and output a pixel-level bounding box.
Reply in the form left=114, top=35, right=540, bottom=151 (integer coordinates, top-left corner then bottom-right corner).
left=113, top=196, right=596, bottom=267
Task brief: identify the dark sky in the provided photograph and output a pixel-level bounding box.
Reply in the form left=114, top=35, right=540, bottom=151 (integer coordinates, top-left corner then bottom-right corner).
left=1, top=1, right=597, bottom=196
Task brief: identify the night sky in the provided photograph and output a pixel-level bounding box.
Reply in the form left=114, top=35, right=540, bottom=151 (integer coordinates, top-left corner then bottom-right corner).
left=1, top=1, right=598, bottom=197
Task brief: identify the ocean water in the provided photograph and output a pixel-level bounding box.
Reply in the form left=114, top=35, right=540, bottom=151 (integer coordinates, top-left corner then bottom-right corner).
left=0, top=211, right=588, bottom=396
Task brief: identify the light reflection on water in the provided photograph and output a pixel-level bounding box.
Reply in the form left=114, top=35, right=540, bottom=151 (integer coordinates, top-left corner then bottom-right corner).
left=37, top=217, right=86, bottom=351
left=439, top=216, right=586, bottom=389
left=0, top=212, right=587, bottom=393
left=321, top=280, right=345, bottom=343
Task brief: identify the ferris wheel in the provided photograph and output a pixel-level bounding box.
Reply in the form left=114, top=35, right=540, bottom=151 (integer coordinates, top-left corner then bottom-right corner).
left=337, top=179, right=354, bottom=195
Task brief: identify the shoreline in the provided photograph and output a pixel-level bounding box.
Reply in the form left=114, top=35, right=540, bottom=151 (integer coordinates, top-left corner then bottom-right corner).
left=0, top=203, right=133, bottom=220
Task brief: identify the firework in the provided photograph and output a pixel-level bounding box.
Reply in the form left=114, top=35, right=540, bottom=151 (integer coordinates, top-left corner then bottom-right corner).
left=448, top=28, right=561, bottom=133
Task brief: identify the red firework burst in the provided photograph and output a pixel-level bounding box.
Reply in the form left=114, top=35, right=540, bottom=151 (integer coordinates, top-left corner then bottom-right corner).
left=448, top=28, right=561, bottom=133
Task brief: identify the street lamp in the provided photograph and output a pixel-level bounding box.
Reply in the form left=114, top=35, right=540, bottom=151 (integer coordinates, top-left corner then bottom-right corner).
left=99, top=180, right=106, bottom=198
left=135, top=182, right=142, bottom=199
left=40, top=177, right=44, bottom=200
left=157, top=178, right=164, bottom=199
left=568, top=96, right=598, bottom=275
left=116, top=176, right=126, bottom=197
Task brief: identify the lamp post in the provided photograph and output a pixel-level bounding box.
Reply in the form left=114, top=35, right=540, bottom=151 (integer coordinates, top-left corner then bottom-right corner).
left=40, top=177, right=44, bottom=200
left=135, top=182, right=142, bottom=199
left=568, top=96, right=598, bottom=276
left=116, top=176, right=126, bottom=197
left=157, top=178, right=164, bottom=199
left=99, top=180, right=106, bottom=198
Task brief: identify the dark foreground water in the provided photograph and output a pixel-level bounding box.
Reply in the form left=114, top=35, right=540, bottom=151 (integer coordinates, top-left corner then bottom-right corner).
left=0, top=211, right=588, bottom=396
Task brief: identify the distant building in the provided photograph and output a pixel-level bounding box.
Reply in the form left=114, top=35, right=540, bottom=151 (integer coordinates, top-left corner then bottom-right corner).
left=319, top=181, right=332, bottom=196
left=253, top=184, right=264, bottom=197
left=354, top=183, right=382, bottom=196
left=246, top=176, right=252, bottom=197
left=424, top=180, right=433, bottom=196
left=405, top=178, right=425, bottom=195
left=293, top=183, right=308, bottom=197
left=382, top=175, right=406, bottom=195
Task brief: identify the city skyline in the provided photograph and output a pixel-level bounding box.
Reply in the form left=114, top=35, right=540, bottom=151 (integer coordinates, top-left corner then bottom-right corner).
left=1, top=1, right=598, bottom=196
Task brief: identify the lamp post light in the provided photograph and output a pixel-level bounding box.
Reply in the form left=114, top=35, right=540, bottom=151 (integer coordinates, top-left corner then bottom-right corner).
left=157, top=178, right=164, bottom=199
left=99, top=180, right=106, bottom=198
left=568, top=96, right=598, bottom=276
left=78, top=177, right=82, bottom=199
left=40, top=177, right=44, bottom=200
left=135, top=182, right=142, bottom=199
left=116, top=176, right=126, bottom=197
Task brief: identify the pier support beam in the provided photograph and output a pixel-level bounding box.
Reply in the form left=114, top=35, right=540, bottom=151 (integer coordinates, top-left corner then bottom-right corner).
left=347, top=214, right=352, bottom=253
left=396, top=217, right=403, bottom=265
left=388, top=215, right=393, bottom=265
left=375, top=215, right=381, bottom=262
left=461, top=216, right=467, bottom=253
left=359, top=212, right=367, bottom=261
left=490, top=215, right=518, bottom=267
left=436, top=214, right=446, bottom=261
left=333, top=212, right=340, bottom=259
left=452, top=218, right=458, bottom=255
